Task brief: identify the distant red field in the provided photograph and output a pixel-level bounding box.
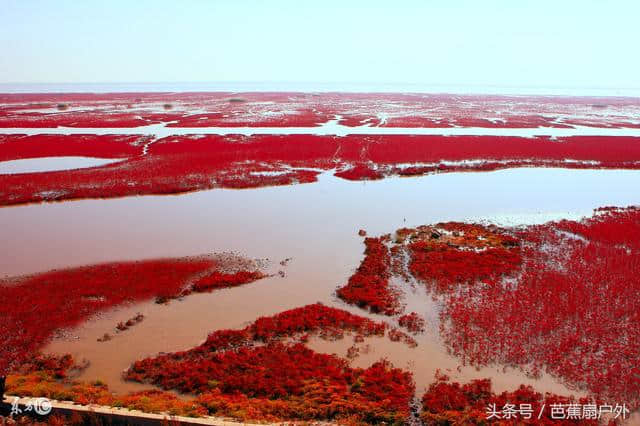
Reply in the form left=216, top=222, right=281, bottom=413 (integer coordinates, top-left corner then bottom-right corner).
left=1, top=92, right=639, bottom=128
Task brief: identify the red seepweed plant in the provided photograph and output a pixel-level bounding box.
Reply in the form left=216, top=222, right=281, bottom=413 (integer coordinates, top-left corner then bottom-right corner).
left=439, top=207, right=640, bottom=408
left=338, top=209, right=640, bottom=411
left=191, top=270, right=266, bottom=293
left=398, top=312, right=426, bottom=334
left=421, top=372, right=600, bottom=425
left=336, top=236, right=402, bottom=315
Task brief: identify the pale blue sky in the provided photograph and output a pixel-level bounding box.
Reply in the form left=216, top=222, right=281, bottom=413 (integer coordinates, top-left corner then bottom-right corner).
left=1, top=0, right=639, bottom=90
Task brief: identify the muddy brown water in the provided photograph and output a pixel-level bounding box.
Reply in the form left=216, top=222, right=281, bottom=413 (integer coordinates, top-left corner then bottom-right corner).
left=2, top=168, right=640, bottom=421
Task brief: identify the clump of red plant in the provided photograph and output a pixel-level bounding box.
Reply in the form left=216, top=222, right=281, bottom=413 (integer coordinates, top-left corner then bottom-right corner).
left=336, top=224, right=520, bottom=323
left=420, top=373, right=599, bottom=425
left=115, top=313, right=145, bottom=332
left=124, top=303, right=415, bottom=423
left=387, top=328, right=418, bottom=348
left=203, top=303, right=394, bottom=349
left=336, top=236, right=401, bottom=315
left=398, top=312, right=426, bottom=334
left=395, top=222, right=521, bottom=292
left=10, top=354, right=77, bottom=380
left=191, top=353, right=414, bottom=423
left=191, top=270, right=266, bottom=293
left=0, top=134, right=145, bottom=162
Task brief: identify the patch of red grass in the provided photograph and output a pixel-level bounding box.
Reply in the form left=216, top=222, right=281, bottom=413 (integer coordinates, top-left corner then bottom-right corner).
left=0, top=134, right=330, bottom=205
left=396, top=222, right=522, bottom=292
left=408, top=243, right=521, bottom=292
left=190, top=355, right=413, bottom=423
left=336, top=236, right=401, bottom=315
left=10, top=353, right=76, bottom=380
left=337, top=114, right=382, bottom=127
left=189, top=303, right=391, bottom=352
left=114, top=313, right=145, bottom=333
left=248, top=303, right=390, bottom=341
left=364, top=135, right=640, bottom=176
left=191, top=270, right=266, bottom=293
left=398, top=312, right=426, bottom=334
left=421, top=373, right=599, bottom=425
left=387, top=328, right=418, bottom=348
left=440, top=207, right=640, bottom=407
left=124, top=303, right=415, bottom=423
left=334, top=162, right=384, bottom=181
left=166, top=109, right=331, bottom=127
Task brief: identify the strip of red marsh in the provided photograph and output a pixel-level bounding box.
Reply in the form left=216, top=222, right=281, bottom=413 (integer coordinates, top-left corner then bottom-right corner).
left=2, top=133, right=640, bottom=206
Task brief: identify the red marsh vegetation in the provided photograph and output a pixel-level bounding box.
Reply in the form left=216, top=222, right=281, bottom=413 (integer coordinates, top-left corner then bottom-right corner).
left=343, top=207, right=640, bottom=409
left=123, top=303, right=416, bottom=423
left=0, top=256, right=265, bottom=385
left=420, top=372, right=600, bottom=425
left=2, top=133, right=640, bottom=206
left=1, top=92, right=639, bottom=128
left=441, top=207, right=640, bottom=408
left=336, top=236, right=401, bottom=315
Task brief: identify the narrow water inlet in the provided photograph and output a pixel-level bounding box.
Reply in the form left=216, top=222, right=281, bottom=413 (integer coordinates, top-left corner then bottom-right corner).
left=0, top=156, right=124, bottom=174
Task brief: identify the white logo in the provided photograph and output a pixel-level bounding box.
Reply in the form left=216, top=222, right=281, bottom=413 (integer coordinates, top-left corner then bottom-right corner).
left=32, top=398, right=53, bottom=416
left=10, top=397, right=53, bottom=417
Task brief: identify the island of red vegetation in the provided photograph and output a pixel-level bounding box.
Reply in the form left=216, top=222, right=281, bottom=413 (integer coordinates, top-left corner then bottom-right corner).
left=124, top=303, right=415, bottom=423
left=396, top=222, right=522, bottom=292
left=336, top=236, right=402, bottom=315
left=191, top=270, right=265, bottom=293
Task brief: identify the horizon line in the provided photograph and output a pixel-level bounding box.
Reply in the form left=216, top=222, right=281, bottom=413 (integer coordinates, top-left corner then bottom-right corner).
left=1, top=81, right=640, bottom=98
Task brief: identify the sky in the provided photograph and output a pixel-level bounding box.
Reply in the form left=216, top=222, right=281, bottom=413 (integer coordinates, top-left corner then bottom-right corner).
left=1, top=0, right=639, bottom=91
